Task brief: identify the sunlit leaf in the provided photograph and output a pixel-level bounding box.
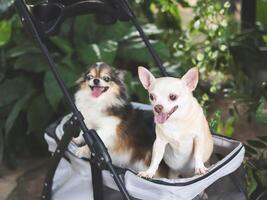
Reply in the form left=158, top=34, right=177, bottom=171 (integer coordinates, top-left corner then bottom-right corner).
left=7, top=46, right=40, bottom=58
left=0, top=20, right=12, bottom=47
left=224, top=115, right=236, bottom=137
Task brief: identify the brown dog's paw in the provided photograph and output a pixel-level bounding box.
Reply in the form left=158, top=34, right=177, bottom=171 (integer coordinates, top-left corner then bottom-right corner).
left=75, top=146, right=91, bottom=159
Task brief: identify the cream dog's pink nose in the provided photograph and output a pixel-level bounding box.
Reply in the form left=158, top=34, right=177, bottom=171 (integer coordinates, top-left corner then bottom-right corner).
left=154, top=105, right=163, bottom=113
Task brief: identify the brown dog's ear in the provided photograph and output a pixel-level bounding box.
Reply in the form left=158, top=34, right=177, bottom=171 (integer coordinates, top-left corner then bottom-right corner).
left=115, top=69, right=127, bottom=80
left=138, top=66, right=155, bottom=90
left=75, top=73, right=86, bottom=84
left=181, top=67, right=199, bottom=91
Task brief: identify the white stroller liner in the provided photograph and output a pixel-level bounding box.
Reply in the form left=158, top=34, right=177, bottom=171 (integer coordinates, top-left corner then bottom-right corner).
left=44, top=103, right=245, bottom=200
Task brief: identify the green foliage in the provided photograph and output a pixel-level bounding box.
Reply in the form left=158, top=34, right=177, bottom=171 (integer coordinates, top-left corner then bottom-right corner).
left=256, top=0, right=267, bottom=31
left=0, top=20, right=11, bottom=47
left=209, top=109, right=236, bottom=137
left=244, top=135, right=267, bottom=198
left=256, top=97, right=267, bottom=124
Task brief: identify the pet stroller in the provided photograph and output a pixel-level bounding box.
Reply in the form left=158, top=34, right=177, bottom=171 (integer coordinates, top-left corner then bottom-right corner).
left=15, top=0, right=247, bottom=199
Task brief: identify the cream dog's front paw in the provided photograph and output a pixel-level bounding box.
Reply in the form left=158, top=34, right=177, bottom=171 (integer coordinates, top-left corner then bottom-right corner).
left=195, top=166, right=208, bottom=175
left=75, top=146, right=91, bottom=158
left=138, top=169, right=156, bottom=179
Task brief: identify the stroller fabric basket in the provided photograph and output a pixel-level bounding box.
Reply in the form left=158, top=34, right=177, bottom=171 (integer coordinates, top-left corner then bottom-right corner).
left=44, top=103, right=246, bottom=200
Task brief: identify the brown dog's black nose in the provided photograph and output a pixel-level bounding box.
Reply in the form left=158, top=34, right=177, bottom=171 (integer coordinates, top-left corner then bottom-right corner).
left=154, top=105, right=163, bottom=113
left=93, top=79, right=100, bottom=85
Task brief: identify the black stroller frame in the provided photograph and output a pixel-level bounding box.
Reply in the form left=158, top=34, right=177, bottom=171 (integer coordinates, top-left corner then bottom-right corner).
left=15, top=0, right=169, bottom=199
left=15, top=1, right=247, bottom=200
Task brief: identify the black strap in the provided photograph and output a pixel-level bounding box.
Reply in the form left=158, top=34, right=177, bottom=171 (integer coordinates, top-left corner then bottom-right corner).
left=91, top=162, right=104, bottom=200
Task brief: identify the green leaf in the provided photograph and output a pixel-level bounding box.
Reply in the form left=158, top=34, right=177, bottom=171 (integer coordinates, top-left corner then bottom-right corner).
left=224, top=115, right=236, bottom=137
left=27, top=94, right=53, bottom=134
left=246, top=167, right=258, bottom=196
left=5, top=91, right=34, bottom=138
left=98, top=40, right=118, bottom=64
left=263, top=35, right=267, bottom=44
left=44, top=66, right=79, bottom=110
left=94, top=21, right=132, bottom=42
left=244, top=144, right=257, bottom=155
left=0, top=77, right=32, bottom=107
left=77, top=44, right=99, bottom=64
left=118, top=39, right=170, bottom=63
left=0, top=20, right=12, bottom=47
left=255, top=97, right=267, bottom=124
left=247, top=140, right=267, bottom=149
left=44, top=71, right=63, bottom=111
left=257, top=171, right=267, bottom=187
left=50, top=36, right=72, bottom=54
left=256, top=1, right=267, bottom=31
left=78, top=40, right=118, bottom=65
left=244, top=144, right=258, bottom=155
left=7, top=46, right=40, bottom=58
left=14, top=54, right=48, bottom=72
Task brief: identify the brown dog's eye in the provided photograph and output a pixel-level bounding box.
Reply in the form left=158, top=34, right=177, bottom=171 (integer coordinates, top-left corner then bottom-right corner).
left=103, top=76, right=111, bottom=82
left=149, top=94, right=155, bottom=101
left=86, top=74, right=94, bottom=80
left=169, top=94, right=177, bottom=101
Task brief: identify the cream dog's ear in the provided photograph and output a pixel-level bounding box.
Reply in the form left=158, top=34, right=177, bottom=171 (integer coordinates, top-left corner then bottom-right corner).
left=138, top=66, right=155, bottom=90
left=181, top=67, right=199, bottom=91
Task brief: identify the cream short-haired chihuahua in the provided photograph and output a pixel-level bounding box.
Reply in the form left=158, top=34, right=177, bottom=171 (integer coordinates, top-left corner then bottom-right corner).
left=138, top=67, right=213, bottom=178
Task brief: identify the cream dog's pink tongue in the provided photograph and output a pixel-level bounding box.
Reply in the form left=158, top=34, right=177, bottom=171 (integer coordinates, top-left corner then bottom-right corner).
left=155, top=113, right=168, bottom=124
left=92, top=87, right=103, bottom=97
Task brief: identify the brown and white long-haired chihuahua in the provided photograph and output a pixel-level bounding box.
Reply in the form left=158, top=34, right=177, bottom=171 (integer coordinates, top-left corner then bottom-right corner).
left=73, top=62, right=168, bottom=177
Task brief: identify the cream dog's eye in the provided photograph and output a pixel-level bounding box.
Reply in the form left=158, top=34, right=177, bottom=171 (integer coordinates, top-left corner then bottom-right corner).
left=169, top=94, right=177, bottom=101
left=103, top=76, right=111, bottom=82
left=149, top=94, right=155, bottom=101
